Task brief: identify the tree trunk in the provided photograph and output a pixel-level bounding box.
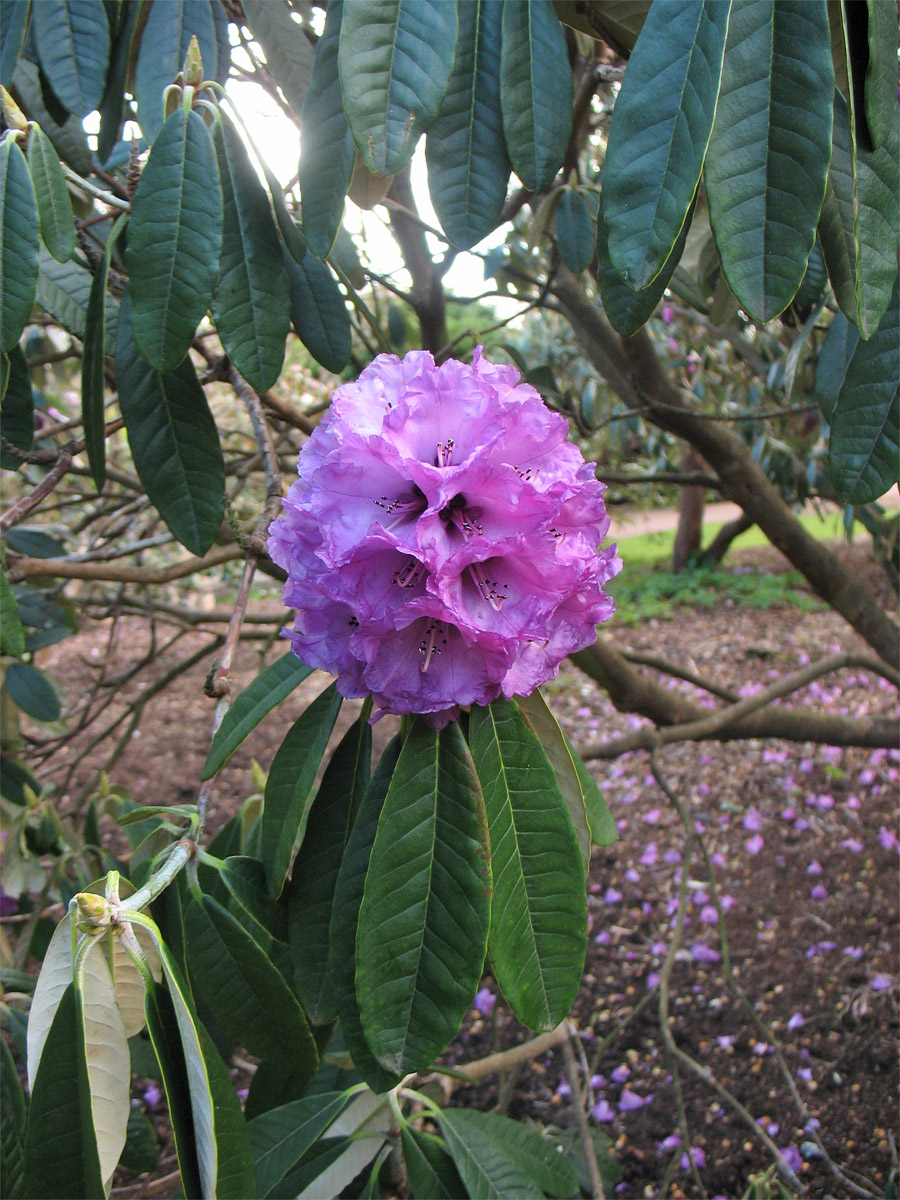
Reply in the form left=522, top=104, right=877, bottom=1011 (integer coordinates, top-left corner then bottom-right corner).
left=672, top=445, right=706, bottom=570
left=700, top=512, right=755, bottom=565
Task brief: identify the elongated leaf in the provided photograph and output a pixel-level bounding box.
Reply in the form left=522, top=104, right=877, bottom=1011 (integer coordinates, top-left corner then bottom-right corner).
left=469, top=699, right=587, bottom=1031
left=23, top=984, right=105, bottom=1199
left=185, top=895, right=318, bottom=1069
left=569, top=738, right=617, bottom=847
left=116, top=292, right=225, bottom=556
left=425, top=0, right=509, bottom=250
left=119, top=1107, right=159, bottom=1175
left=144, top=978, right=204, bottom=1199
left=356, top=719, right=491, bottom=1075
left=5, top=661, right=60, bottom=721
left=850, top=93, right=900, bottom=337
left=339, top=0, right=458, bottom=176
left=32, top=0, right=109, bottom=118
left=436, top=1107, right=542, bottom=1200
left=26, top=124, right=74, bottom=262
left=604, top=0, right=729, bottom=289
left=439, top=1108, right=579, bottom=1199
left=0, top=1037, right=26, bottom=1200
left=262, top=682, right=343, bottom=898
left=76, top=938, right=130, bottom=1185
left=199, top=1018, right=257, bottom=1200
left=211, top=116, right=290, bottom=391
left=555, top=189, right=594, bottom=274
left=0, top=137, right=39, bottom=353
left=134, top=0, right=228, bottom=142
left=818, top=92, right=857, bottom=322
left=500, top=0, right=571, bottom=194
left=704, top=0, right=833, bottom=321
left=0, top=565, right=25, bottom=657
left=11, top=58, right=92, bottom=173
left=328, top=736, right=404, bottom=1093
left=0, top=0, right=29, bottom=88
left=283, top=247, right=350, bottom=373
left=0, top=344, right=33, bottom=469
left=287, top=715, right=372, bottom=1023
left=96, top=0, right=143, bottom=166
left=863, top=0, right=897, bottom=152
left=81, top=241, right=112, bottom=491
left=242, top=0, right=314, bottom=117
left=815, top=310, right=860, bottom=423
left=126, top=107, right=222, bottom=370
left=248, top=1090, right=356, bottom=1198
left=294, top=1089, right=388, bottom=1200
left=203, top=653, right=313, bottom=779
left=34, top=245, right=118, bottom=350
left=298, top=0, right=354, bottom=258
left=109, top=923, right=162, bottom=1038
left=402, top=1125, right=466, bottom=1199
left=221, top=855, right=288, bottom=943
left=829, top=274, right=900, bottom=504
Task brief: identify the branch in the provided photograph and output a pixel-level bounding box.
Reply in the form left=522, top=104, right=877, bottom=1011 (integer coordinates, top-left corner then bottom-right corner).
left=0, top=446, right=73, bottom=531
left=8, top=544, right=244, bottom=583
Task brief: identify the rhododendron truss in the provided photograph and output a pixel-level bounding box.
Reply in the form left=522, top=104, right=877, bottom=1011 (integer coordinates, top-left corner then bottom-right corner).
left=268, top=348, right=620, bottom=726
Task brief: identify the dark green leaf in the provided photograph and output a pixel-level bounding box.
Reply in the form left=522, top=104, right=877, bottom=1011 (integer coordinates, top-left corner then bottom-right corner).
left=31, top=0, right=109, bottom=118
left=4, top=526, right=63, bottom=557
left=283, top=246, right=350, bottom=373
left=356, top=719, right=491, bottom=1075
left=34, top=245, right=118, bottom=351
left=116, top=292, right=225, bottom=556
left=436, top=1106, right=541, bottom=1200
left=126, top=107, right=222, bottom=371
left=23, top=985, right=105, bottom=1200
left=829, top=273, right=899, bottom=504
left=0, top=344, right=33, bottom=468
left=185, top=895, right=319, bottom=1070
left=26, top=124, right=74, bottom=262
left=438, top=1108, right=579, bottom=1199
left=0, top=755, right=39, bottom=805
left=705, top=0, right=834, bottom=322
left=500, top=0, right=572, bottom=194
left=144, top=978, right=203, bottom=1200
left=328, top=736, right=404, bottom=1093
left=555, top=189, right=594, bottom=274
left=402, top=1126, right=465, bottom=1200
left=203, top=653, right=312, bottom=779
left=199, top=1017, right=257, bottom=1200
left=298, top=0, right=354, bottom=258
left=862, top=0, right=897, bottom=151
left=241, top=0, right=314, bottom=118
left=815, top=310, right=860, bottom=423
left=248, top=1090, right=354, bottom=1199
left=211, top=116, right=290, bottom=391
left=425, top=0, right=509, bottom=250
left=0, top=0, right=29, bottom=88
left=569, top=738, right=617, bottom=847
left=286, top=715, right=372, bottom=1023
left=82, top=226, right=119, bottom=492
left=818, top=91, right=857, bottom=322
left=0, top=1036, right=26, bottom=1200
left=4, top=662, right=60, bottom=721
left=96, top=0, right=142, bottom=167
left=0, top=566, right=25, bottom=657
left=119, top=1107, right=159, bottom=1174
left=0, top=137, right=39, bottom=353
left=603, top=0, right=729, bottom=289
left=244, top=1059, right=315, bottom=1122
left=469, top=699, right=587, bottom=1031
left=22, top=592, right=78, bottom=652
left=11, top=58, right=92, bottom=173
left=262, top=682, right=342, bottom=898
left=851, top=93, right=900, bottom=337
left=134, top=0, right=228, bottom=142
left=339, top=0, right=458, bottom=176
left=221, top=855, right=288, bottom=943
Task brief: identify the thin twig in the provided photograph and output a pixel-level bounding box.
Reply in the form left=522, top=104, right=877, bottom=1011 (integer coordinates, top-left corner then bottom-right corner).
left=562, top=1028, right=606, bottom=1199
left=1, top=446, right=73, bottom=531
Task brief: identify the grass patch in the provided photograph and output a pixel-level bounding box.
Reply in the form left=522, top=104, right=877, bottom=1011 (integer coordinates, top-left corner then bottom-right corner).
left=608, top=562, right=824, bottom=625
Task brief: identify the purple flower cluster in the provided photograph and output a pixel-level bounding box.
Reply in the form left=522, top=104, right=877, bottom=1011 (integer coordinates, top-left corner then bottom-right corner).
left=268, top=349, right=620, bottom=726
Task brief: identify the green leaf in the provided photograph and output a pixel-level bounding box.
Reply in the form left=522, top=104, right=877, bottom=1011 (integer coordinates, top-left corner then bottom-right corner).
left=75, top=938, right=130, bottom=1185
left=0, top=566, right=25, bottom=657
left=401, top=1126, right=465, bottom=1200
left=0, top=137, right=39, bottom=353
left=0, top=0, right=30, bottom=88
left=815, top=310, right=860, bottom=423
left=500, top=0, right=572, bottom=194
left=850, top=91, right=900, bottom=337
left=185, top=895, right=319, bottom=1070
left=704, top=0, right=833, bottom=322
left=339, top=0, right=458, bottom=176
left=287, top=715, right=372, bottom=1023
left=438, top=1108, right=579, bottom=1199
left=96, top=0, right=143, bottom=167
left=199, top=1016, right=257, bottom=1200
left=425, top=0, right=509, bottom=250
left=34, top=245, right=118, bottom=350
left=119, top=1107, right=159, bottom=1175
left=356, top=719, right=491, bottom=1075
left=26, top=124, right=74, bottom=262
left=134, top=0, right=228, bottom=142
left=281, top=1089, right=388, bottom=1199
left=0, top=1036, right=26, bottom=1200
left=27, top=916, right=74, bottom=1089
left=283, top=246, right=351, bottom=373
left=203, top=653, right=312, bottom=779
left=554, top=189, right=594, bottom=274
left=818, top=91, right=857, bottom=323
left=468, top=699, right=587, bottom=1031
left=862, top=0, right=897, bottom=152
left=242, top=0, right=314, bottom=118
left=298, top=0, right=354, bottom=258
left=23, top=984, right=105, bottom=1199
left=257, top=157, right=307, bottom=265
left=116, top=292, right=225, bottom=556
left=829, top=273, right=899, bottom=504
left=0, top=344, right=33, bottom=469
left=125, top=106, right=222, bottom=371
left=4, top=661, right=60, bottom=721
left=569, top=738, right=617, bottom=847
left=0, top=755, right=39, bottom=806
left=435, top=1107, right=541, bottom=1200
left=81, top=229, right=117, bottom=492
left=248, top=1090, right=355, bottom=1199
left=603, top=0, right=729, bottom=289
left=221, top=855, right=288, bottom=944
left=328, top=736, right=404, bottom=1094
left=11, top=58, right=92, bottom=173
left=31, top=0, right=109, bottom=118
left=263, top=682, right=342, bottom=898
left=211, top=116, right=290, bottom=391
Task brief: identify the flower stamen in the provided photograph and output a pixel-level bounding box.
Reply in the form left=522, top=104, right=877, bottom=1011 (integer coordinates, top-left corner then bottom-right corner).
left=419, top=620, right=447, bottom=672
left=393, top=557, right=425, bottom=589
left=468, top=560, right=509, bottom=611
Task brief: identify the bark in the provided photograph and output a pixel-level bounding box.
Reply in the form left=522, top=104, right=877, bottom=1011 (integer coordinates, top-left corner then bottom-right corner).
left=700, top=513, right=755, bottom=565
left=387, top=168, right=448, bottom=354
left=672, top=445, right=706, bottom=570
left=551, top=271, right=899, bottom=666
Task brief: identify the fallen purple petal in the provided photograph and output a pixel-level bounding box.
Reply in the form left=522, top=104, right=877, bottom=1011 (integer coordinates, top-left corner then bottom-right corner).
left=618, top=1089, right=645, bottom=1111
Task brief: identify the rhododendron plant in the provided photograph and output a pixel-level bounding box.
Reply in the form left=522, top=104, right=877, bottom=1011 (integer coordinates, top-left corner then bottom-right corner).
left=269, top=348, right=620, bottom=725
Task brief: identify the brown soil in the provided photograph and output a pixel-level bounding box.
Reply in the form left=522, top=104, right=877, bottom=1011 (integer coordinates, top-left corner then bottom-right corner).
left=20, top=542, right=900, bottom=1198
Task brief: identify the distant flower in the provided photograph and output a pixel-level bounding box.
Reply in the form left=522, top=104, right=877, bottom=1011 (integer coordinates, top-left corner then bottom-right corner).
left=840, top=838, right=863, bottom=853
left=680, top=1146, right=706, bottom=1170
left=810, top=884, right=828, bottom=900
left=143, top=1083, right=162, bottom=1109
left=745, top=834, right=764, bottom=855
left=640, top=842, right=658, bottom=866
left=806, top=860, right=822, bottom=875
left=878, top=826, right=899, bottom=852
left=870, top=973, right=893, bottom=992
left=603, top=887, right=623, bottom=904
left=618, top=1089, right=645, bottom=1111
left=691, top=942, right=721, bottom=964
left=592, top=1098, right=615, bottom=1122
left=787, top=1012, right=805, bottom=1030
left=268, top=349, right=619, bottom=726
left=699, top=905, right=719, bottom=925
left=473, top=985, right=496, bottom=1016
left=742, top=809, right=762, bottom=832
left=659, top=1133, right=682, bottom=1153
left=611, top=1065, right=630, bottom=1084
left=780, top=1145, right=803, bottom=1172
left=661, top=304, right=675, bottom=325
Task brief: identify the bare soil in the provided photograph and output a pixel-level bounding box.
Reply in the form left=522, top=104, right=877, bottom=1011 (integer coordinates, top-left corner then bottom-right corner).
left=27, top=542, right=900, bottom=1198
